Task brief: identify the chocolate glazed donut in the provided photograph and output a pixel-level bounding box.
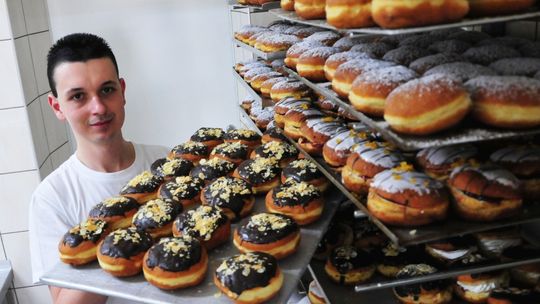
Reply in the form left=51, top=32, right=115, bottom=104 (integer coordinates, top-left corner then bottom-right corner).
left=201, top=176, right=254, bottom=222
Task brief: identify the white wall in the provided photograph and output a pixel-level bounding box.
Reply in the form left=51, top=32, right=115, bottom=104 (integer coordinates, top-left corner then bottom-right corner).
left=46, top=0, right=239, bottom=148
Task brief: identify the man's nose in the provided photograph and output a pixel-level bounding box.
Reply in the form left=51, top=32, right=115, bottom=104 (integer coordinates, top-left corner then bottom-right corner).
left=89, top=95, right=107, bottom=114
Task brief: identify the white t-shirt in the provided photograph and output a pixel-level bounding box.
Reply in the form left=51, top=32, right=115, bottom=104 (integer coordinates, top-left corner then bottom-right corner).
left=29, top=143, right=169, bottom=302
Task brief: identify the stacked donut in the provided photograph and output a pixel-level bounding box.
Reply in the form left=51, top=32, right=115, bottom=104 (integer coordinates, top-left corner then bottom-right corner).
left=284, top=0, right=535, bottom=29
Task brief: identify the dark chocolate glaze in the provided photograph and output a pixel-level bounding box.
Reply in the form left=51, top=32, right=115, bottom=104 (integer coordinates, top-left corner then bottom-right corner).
left=394, top=264, right=451, bottom=298
left=253, top=141, right=298, bottom=161
left=502, top=245, right=540, bottom=260
left=171, top=142, right=209, bottom=156
left=159, top=176, right=204, bottom=201
left=237, top=213, right=298, bottom=244
left=145, top=236, right=203, bottom=272
left=89, top=196, right=139, bottom=218
left=379, top=243, right=424, bottom=267
left=190, top=127, right=224, bottom=142
left=489, top=288, right=540, bottom=303
left=282, top=159, right=323, bottom=182
left=132, top=199, right=182, bottom=231
left=203, top=177, right=253, bottom=221
left=120, top=171, right=163, bottom=195
left=99, top=227, right=153, bottom=259
left=271, top=181, right=321, bottom=208
left=211, top=142, right=249, bottom=160
left=151, top=158, right=193, bottom=179
left=62, top=219, right=108, bottom=247
left=223, top=129, right=261, bottom=141
left=330, top=246, right=375, bottom=274
left=237, top=158, right=280, bottom=185
left=263, top=128, right=287, bottom=142
left=174, top=205, right=228, bottom=241
left=353, top=219, right=381, bottom=242
left=215, top=252, right=278, bottom=295
left=190, top=158, right=236, bottom=182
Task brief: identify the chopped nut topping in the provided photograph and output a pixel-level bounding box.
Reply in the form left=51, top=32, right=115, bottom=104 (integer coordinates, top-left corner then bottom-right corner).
left=69, top=219, right=106, bottom=239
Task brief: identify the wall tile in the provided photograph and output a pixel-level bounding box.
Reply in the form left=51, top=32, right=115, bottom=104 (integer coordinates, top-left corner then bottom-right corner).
left=38, top=158, right=52, bottom=180
left=27, top=31, right=50, bottom=95
left=5, top=0, right=26, bottom=38
left=26, top=100, right=48, bottom=166
left=13, top=36, right=38, bottom=103
left=0, top=108, right=38, bottom=173
left=1, top=288, right=17, bottom=304
left=0, top=170, right=40, bottom=233
left=0, top=0, right=10, bottom=40
left=20, top=0, right=48, bottom=34
left=15, top=285, right=49, bottom=304
left=50, top=142, right=70, bottom=169
left=0, top=40, right=25, bottom=109
left=2, top=232, right=32, bottom=288
left=39, top=95, right=68, bottom=153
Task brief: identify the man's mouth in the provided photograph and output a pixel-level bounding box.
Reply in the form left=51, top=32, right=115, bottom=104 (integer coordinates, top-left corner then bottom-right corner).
left=89, top=116, right=113, bottom=127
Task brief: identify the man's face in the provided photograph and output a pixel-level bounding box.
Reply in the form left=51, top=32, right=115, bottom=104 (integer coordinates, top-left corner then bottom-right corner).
left=48, top=58, right=126, bottom=145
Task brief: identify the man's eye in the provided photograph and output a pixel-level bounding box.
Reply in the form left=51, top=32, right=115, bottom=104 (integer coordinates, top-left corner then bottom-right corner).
left=71, top=93, right=84, bottom=101
left=102, top=87, right=115, bottom=94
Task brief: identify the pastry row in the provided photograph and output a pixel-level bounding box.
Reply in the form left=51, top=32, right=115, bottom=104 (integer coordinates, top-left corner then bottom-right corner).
left=56, top=126, right=332, bottom=303
left=243, top=97, right=540, bottom=226
left=275, top=0, right=536, bottom=29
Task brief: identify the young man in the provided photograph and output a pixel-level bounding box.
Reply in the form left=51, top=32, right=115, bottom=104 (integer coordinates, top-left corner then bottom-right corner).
left=29, top=33, right=169, bottom=304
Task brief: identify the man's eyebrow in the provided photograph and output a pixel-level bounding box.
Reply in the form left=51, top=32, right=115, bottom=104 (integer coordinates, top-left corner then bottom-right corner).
left=66, top=87, right=84, bottom=94
left=101, top=80, right=118, bottom=87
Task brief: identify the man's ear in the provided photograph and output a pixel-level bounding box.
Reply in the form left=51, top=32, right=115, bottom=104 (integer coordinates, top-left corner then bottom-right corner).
left=119, top=78, right=126, bottom=105
left=48, top=94, right=66, bottom=121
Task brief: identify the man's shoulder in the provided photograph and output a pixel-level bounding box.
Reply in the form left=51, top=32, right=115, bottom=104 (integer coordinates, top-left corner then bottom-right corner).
left=134, top=143, right=170, bottom=161
left=31, top=156, right=77, bottom=205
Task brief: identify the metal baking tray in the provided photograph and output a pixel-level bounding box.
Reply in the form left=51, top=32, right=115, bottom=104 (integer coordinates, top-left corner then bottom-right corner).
left=284, top=67, right=540, bottom=151
left=270, top=8, right=540, bottom=35
left=41, top=188, right=345, bottom=304
left=230, top=1, right=281, bottom=13
left=233, top=39, right=287, bottom=60
left=238, top=105, right=263, bottom=135
left=232, top=68, right=263, bottom=104
left=307, top=230, right=540, bottom=296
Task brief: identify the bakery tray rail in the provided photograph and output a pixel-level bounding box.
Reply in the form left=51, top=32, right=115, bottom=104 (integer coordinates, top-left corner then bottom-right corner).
left=233, top=38, right=286, bottom=60
left=232, top=68, right=263, bottom=104
left=284, top=67, right=540, bottom=151
left=269, top=8, right=540, bottom=36
left=41, top=188, right=346, bottom=304
left=238, top=105, right=263, bottom=135
left=230, top=1, right=281, bottom=12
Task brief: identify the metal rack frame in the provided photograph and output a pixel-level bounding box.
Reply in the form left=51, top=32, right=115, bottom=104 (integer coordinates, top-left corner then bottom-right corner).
left=233, top=39, right=286, bottom=60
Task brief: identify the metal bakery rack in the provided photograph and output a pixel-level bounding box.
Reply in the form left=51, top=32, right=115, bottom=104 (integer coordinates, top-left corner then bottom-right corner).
left=269, top=7, right=540, bottom=35
left=229, top=0, right=281, bottom=13
left=233, top=39, right=287, bottom=60
left=229, top=7, right=540, bottom=303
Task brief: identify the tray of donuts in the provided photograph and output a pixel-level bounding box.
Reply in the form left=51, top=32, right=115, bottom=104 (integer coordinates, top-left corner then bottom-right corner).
left=43, top=126, right=348, bottom=304
left=278, top=27, right=540, bottom=151
left=271, top=0, right=540, bottom=33
left=233, top=20, right=345, bottom=57
left=308, top=205, right=540, bottom=303
left=251, top=92, right=540, bottom=246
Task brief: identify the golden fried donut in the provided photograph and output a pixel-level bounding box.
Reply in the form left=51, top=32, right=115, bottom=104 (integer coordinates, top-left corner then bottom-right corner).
left=97, top=227, right=154, bottom=277
left=382, top=45, right=432, bottom=66
left=448, top=163, right=523, bottom=221
left=224, top=129, right=261, bottom=151
left=158, top=175, right=204, bottom=209
left=282, top=159, right=329, bottom=192
left=260, top=76, right=288, bottom=97
left=168, top=141, right=210, bottom=165
left=372, top=0, right=469, bottom=29
left=384, top=73, right=471, bottom=135
left=88, top=196, right=139, bottom=230
left=251, top=141, right=299, bottom=168
left=465, top=76, right=540, bottom=129
left=324, top=51, right=373, bottom=81
left=463, top=45, right=520, bottom=66
left=150, top=157, right=193, bottom=182
left=349, top=65, right=417, bottom=116
left=322, top=128, right=378, bottom=168
left=283, top=107, right=324, bottom=140
left=454, top=272, right=509, bottom=303
left=120, top=170, right=163, bottom=204
left=234, top=157, right=281, bottom=194
left=332, top=58, right=395, bottom=99
left=393, top=264, right=453, bottom=304
left=281, top=0, right=295, bottom=11
left=416, top=144, right=478, bottom=180
left=234, top=212, right=300, bottom=259
left=143, top=236, right=208, bottom=290
left=285, top=40, right=325, bottom=70
left=201, top=176, right=255, bottom=222
left=325, top=245, right=376, bottom=285
left=325, top=0, right=375, bottom=29
left=210, top=142, right=250, bottom=166
left=303, top=31, right=342, bottom=46
left=367, top=164, right=450, bottom=226
left=190, top=127, right=224, bottom=150
left=132, top=198, right=183, bottom=239
left=254, top=33, right=302, bottom=52
left=409, top=53, right=462, bottom=75
left=214, top=252, right=283, bottom=304
left=489, top=57, right=540, bottom=77
left=265, top=181, right=323, bottom=225
left=297, top=46, right=341, bottom=82
left=172, top=205, right=230, bottom=250
left=424, top=61, right=497, bottom=82
left=190, top=157, right=236, bottom=184
left=295, top=0, right=326, bottom=19
left=59, top=219, right=109, bottom=266
left=270, top=79, right=312, bottom=102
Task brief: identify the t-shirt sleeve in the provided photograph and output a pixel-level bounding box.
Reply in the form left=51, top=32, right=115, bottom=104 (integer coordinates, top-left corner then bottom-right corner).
left=29, top=184, right=72, bottom=284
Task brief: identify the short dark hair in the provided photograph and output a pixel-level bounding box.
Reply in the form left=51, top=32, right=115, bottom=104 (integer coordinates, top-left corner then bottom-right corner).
left=47, top=33, right=119, bottom=97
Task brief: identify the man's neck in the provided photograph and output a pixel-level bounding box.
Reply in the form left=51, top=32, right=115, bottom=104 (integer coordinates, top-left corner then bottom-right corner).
left=76, top=139, right=135, bottom=173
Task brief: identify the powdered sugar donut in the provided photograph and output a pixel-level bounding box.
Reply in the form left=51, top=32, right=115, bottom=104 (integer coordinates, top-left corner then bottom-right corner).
left=324, top=51, right=373, bottom=81
left=465, top=76, right=540, bottom=128
left=462, top=45, right=520, bottom=66
left=332, top=58, right=395, bottom=98
left=424, top=62, right=497, bottom=82
left=382, top=45, right=432, bottom=66
left=297, top=47, right=341, bottom=82
left=409, top=53, right=463, bottom=75
left=254, top=33, right=302, bottom=52
left=489, top=57, right=540, bottom=77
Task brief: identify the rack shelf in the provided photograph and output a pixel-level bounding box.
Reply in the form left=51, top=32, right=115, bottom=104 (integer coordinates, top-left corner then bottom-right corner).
left=284, top=67, right=540, bottom=151
left=230, top=1, right=281, bottom=13
left=233, top=39, right=286, bottom=60
left=269, top=8, right=540, bottom=35
left=232, top=68, right=263, bottom=104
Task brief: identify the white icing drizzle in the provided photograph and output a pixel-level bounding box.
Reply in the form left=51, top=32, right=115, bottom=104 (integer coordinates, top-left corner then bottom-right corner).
left=299, top=46, right=340, bottom=59
left=305, top=118, right=347, bottom=137
left=325, top=130, right=371, bottom=152
left=490, top=145, right=540, bottom=163
left=428, top=247, right=471, bottom=261
left=457, top=274, right=508, bottom=294
left=371, top=168, right=445, bottom=195
left=449, top=163, right=521, bottom=189
left=360, top=145, right=405, bottom=169
left=417, top=144, right=478, bottom=166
